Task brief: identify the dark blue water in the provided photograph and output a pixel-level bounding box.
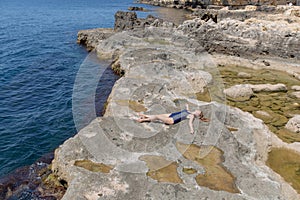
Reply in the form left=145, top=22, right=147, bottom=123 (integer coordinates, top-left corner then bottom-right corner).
left=0, top=0, right=157, bottom=177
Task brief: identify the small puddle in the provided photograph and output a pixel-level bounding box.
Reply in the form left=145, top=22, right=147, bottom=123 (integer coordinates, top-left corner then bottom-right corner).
left=74, top=160, right=113, bottom=173
left=115, top=100, right=147, bottom=112
left=176, top=142, right=240, bottom=193
left=139, top=155, right=183, bottom=183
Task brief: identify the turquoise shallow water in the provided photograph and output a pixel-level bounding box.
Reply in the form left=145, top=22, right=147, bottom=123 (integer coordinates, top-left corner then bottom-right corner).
left=0, top=0, right=157, bottom=177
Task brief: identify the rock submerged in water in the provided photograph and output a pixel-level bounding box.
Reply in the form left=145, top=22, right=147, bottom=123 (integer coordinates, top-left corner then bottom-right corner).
left=224, top=84, right=254, bottom=101
left=250, top=83, right=287, bottom=92
left=224, top=83, right=288, bottom=101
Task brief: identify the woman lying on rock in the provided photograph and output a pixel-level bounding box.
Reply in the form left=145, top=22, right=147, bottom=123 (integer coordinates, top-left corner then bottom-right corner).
left=136, top=104, right=209, bottom=134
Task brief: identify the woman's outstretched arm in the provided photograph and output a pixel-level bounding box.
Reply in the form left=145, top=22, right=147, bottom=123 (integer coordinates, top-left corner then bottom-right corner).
left=185, top=104, right=190, bottom=112
left=188, top=114, right=195, bottom=134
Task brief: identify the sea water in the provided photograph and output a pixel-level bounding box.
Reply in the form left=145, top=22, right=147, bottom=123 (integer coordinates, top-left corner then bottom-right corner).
left=0, top=0, right=157, bottom=178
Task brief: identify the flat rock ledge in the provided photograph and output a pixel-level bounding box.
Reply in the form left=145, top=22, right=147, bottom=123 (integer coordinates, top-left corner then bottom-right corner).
left=52, top=12, right=300, bottom=199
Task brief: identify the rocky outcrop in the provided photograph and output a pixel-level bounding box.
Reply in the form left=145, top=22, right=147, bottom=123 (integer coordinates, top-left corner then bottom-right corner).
left=128, top=6, right=148, bottom=12
left=178, top=7, right=300, bottom=60
left=77, top=28, right=114, bottom=52
left=78, top=7, right=300, bottom=61
left=51, top=11, right=300, bottom=199
left=114, top=11, right=164, bottom=32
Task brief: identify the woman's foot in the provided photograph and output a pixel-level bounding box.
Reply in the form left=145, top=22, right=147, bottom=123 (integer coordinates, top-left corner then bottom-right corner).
left=138, top=113, right=149, bottom=119
left=136, top=117, right=150, bottom=123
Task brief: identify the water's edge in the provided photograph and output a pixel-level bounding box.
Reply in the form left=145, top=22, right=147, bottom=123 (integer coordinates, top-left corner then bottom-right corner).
left=0, top=5, right=190, bottom=199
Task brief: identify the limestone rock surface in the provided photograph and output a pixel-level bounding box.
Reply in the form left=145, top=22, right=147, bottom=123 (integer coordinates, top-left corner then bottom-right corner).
left=291, top=91, right=300, bottom=99
left=56, top=10, right=300, bottom=200
left=223, top=84, right=254, bottom=101
left=250, top=83, right=287, bottom=92
left=292, top=85, right=300, bottom=91
left=285, top=115, right=300, bottom=133
left=178, top=7, right=300, bottom=60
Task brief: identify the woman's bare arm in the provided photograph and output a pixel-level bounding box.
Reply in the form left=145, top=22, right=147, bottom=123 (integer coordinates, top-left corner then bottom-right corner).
left=185, top=104, right=190, bottom=112
left=188, top=114, right=195, bottom=134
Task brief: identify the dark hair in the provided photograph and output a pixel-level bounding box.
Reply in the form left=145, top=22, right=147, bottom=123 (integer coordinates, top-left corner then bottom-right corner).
left=199, top=112, right=209, bottom=122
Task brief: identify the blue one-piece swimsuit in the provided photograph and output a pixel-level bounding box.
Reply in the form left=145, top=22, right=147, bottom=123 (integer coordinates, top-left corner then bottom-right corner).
left=169, top=109, right=191, bottom=124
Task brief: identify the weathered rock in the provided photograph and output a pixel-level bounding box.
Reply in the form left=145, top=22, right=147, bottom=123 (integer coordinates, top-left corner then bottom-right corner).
left=114, top=11, right=138, bottom=31
left=237, top=72, right=251, bottom=78
left=291, top=85, right=300, bottom=91
left=255, top=110, right=271, bottom=118
left=114, top=11, right=164, bottom=32
left=291, top=91, right=300, bottom=99
left=224, top=83, right=287, bottom=101
left=285, top=115, right=300, bottom=133
left=67, top=9, right=300, bottom=200
left=178, top=7, right=300, bottom=60
left=128, top=6, right=148, bottom=11
left=250, top=83, right=287, bottom=92
left=224, top=84, right=254, bottom=101
left=77, top=28, right=114, bottom=51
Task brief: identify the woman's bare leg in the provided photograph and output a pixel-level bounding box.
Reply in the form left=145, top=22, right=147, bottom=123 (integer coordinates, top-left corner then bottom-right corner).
left=137, top=113, right=173, bottom=125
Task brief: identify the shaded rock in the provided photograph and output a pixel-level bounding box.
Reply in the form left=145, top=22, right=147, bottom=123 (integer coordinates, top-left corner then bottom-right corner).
left=224, top=84, right=254, bottom=101
left=285, top=115, right=300, bottom=133
left=262, top=60, right=270, bottom=66
left=0, top=153, right=66, bottom=200
left=250, top=83, right=287, bottom=92
left=77, top=28, right=114, bottom=51
left=114, top=11, right=138, bottom=32
left=128, top=6, right=148, bottom=11
left=114, top=11, right=163, bottom=32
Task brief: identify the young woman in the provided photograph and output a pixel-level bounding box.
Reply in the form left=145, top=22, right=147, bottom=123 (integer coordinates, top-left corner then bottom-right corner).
left=136, top=104, right=209, bottom=134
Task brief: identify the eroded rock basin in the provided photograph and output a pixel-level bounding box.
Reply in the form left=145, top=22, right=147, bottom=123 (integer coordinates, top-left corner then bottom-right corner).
left=198, top=65, right=300, bottom=143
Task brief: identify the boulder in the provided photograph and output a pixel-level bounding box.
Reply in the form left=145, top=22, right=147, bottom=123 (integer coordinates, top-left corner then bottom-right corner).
left=224, top=84, right=254, bottom=101
left=285, top=115, right=300, bottom=133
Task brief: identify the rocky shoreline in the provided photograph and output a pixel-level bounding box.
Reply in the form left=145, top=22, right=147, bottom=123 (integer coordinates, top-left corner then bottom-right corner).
left=2, top=4, right=299, bottom=200
left=50, top=5, right=300, bottom=200
left=138, top=0, right=299, bottom=10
